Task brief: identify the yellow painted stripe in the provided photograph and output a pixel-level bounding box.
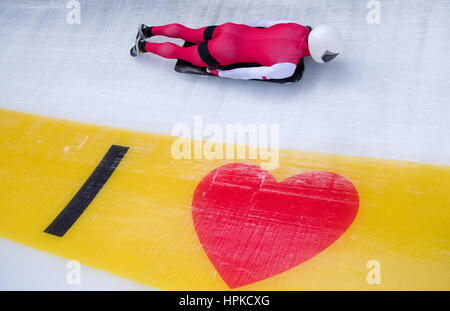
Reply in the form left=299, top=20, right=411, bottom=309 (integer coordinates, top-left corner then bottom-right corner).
left=0, top=108, right=448, bottom=290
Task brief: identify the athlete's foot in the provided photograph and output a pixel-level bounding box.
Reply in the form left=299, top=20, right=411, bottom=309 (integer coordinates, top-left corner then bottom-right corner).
left=139, top=24, right=153, bottom=39
left=130, top=37, right=147, bottom=57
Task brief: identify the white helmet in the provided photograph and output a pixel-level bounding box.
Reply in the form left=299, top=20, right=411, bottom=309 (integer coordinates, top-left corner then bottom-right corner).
left=308, top=24, right=344, bottom=64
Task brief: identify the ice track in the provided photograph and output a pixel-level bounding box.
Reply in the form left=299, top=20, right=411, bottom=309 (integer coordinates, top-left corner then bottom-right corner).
left=0, top=0, right=449, bottom=290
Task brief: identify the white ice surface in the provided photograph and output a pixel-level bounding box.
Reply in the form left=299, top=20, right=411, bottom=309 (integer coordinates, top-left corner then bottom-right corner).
left=0, top=0, right=449, bottom=290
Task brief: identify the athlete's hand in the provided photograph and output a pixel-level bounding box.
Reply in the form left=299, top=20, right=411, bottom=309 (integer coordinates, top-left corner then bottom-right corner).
left=206, top=68, right=219, bottom=76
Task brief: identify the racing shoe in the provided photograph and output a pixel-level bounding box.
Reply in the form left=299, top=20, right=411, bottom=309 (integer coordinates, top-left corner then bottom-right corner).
left=137, top=24, right=153, bottom=39
left=130, top=37, right=147, bottom=57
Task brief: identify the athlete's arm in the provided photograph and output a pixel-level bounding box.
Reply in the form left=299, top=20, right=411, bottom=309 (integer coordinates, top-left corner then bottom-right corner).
left=209, top=63, right=297, bottom=80
left=247, top=20, right=303, bottom=27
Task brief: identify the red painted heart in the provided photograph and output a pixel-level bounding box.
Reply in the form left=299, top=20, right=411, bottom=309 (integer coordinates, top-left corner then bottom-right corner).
left=192, top=163, right=359, bottom=288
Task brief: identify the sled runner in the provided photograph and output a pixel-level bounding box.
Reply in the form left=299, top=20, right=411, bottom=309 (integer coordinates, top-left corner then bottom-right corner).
left=174, top=41, right=305, bottom=84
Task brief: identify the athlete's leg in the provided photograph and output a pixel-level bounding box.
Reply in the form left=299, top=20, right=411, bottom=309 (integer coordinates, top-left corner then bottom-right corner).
left=144, top=42, right=207, bottom=67
left=151, top=24, right=209, bottom=44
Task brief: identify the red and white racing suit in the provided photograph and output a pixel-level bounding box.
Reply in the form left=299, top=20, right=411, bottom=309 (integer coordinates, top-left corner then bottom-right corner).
left=144, top=20, right=311, bottom=80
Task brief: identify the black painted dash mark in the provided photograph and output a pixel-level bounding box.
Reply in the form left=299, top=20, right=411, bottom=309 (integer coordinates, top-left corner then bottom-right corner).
left=44, top=145, right=129, bottom=237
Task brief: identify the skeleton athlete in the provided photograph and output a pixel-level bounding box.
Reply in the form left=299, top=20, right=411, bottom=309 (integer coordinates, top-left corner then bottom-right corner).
left=130, top=21, right=344, bottom=80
